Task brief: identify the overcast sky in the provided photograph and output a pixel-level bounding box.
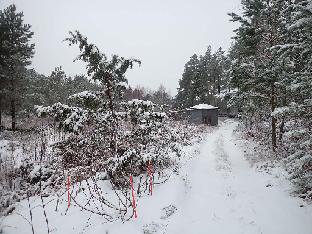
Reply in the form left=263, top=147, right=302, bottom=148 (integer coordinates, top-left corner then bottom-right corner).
left=1, top=0, right=240, bottom=95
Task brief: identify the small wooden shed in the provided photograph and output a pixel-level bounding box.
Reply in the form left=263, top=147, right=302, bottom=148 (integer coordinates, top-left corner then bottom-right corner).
left=187, top=104, right=219, bottom=126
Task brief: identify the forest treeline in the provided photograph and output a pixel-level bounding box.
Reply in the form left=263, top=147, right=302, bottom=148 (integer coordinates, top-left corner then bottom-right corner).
left=175, top=47, right=231, bottom=109
left=228, top=0, right=312, bottom=195
left=175, top=0, right=312, bottom=195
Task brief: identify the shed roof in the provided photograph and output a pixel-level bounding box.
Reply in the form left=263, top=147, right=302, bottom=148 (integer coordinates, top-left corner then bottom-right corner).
left=189, top=104, right=219, bottom=110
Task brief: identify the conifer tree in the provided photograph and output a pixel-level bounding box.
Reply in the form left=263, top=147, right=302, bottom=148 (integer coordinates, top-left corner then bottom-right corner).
left=175, top=54, right=200, bottom=108
left=229, top=0, right=312, bottom=193
left=0, top=4, right=35, bottom=130
left=229, top=0, right=286, bottom=150
left=175, top=47, right=230, bottom=109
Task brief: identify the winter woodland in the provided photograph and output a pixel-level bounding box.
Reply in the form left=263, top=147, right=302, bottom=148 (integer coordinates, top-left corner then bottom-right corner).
left=0, top=1, right=312, bottom=234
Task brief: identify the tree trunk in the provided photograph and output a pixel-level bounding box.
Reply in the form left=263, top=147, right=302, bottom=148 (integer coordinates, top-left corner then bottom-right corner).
left=0, top=95, right=2, bottom=130
left=11, top=97, right=16, bottom=131
left=217, top=76, right=221, bottom=94
left=279, top=89, right=287, bottom=141
left=279, top=120, right=284, bottom=141
left=271, top=84, right=277, bottom=151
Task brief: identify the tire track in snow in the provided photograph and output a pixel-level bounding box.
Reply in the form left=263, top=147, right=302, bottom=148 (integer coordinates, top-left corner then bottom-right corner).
left=213, top=133, right=232, bottom=176
left=165, top=121, right=264, bottom=234
left=143, top=120, right=312, bottom=234
left=215, top=121, right=263, bottom=234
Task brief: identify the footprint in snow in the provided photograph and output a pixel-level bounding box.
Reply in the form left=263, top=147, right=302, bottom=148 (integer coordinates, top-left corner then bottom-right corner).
left=142, top=222, right=166, bottom=234
left=142, top=205, right=177, bottom=234
left=225, top=187, right=236, bottom=199
left=238, top=216, right=262, bottom=233
left=160, top=205, right=178, bottom=220
left=181, top=174, right=192, bottom=193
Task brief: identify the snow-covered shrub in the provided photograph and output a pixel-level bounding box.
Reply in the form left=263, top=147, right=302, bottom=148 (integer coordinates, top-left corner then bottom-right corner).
left=36, top=95, right=200, bottom=219
left=35, top=103, right=89, bottom=133
left=40, top=98, right=171, bottom=183
left=0, top=125, right=67, bottom=216
left=68, top=90, right=104, bottom=110
left=31, top=31, right=205, bottom=220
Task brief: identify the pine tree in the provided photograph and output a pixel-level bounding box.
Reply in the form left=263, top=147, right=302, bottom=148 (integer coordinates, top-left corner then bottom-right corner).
left=175, top=47, right=230, bottom=109
left=229, top=0, right=312, bottom=194
left=175, top=54, right=200, bottom=108
left=197, top=46, right=213, bottom=103
left=0, top=4, right=35, bottom=130
left=46, top=66, right=68, bottom=105
left=273, top=0, right=312, bottom=194
left=151, top=85, right=172, bottom=106
left=229, top=0, right=287, bottom=150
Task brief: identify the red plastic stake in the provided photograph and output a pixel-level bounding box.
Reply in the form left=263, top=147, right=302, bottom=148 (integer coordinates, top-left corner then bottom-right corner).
left=67, top=176, right=70, bottom=208
left=147, top=161, right=153, bottom=195
left=129, top=175, right=138, bottom=218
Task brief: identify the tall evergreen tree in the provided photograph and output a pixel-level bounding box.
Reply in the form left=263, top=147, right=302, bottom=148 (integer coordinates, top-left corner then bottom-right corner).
left=229, top=0, right=287, bottom=150
left=197, top=46, right=213, bottom=103
left=229, top=0, right=312, bottom=193
left=175, top=47, right=230, bottom=109
left=151, top=85, right=172, bottom=106
left=175, top=54, right=200, bottom=108
left=0, top=4, right=35, bottom=130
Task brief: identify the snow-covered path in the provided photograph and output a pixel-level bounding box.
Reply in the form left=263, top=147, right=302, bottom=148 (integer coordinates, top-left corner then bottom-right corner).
left=162, top=120, right=312, bottom=234
left=2, top=120, right=312, bottom=234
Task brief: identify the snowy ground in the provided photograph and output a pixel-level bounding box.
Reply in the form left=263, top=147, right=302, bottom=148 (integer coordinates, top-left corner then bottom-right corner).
left=1, top=119, right=312, bottom=234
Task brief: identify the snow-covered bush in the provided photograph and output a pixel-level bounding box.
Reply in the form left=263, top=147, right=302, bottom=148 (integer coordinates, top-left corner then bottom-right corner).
left=39, top=97, right=174, bottom=183
left=0, top=129, right=63, bottom=215
left=35, top=96, right=200, bottom=219
left=35, top=103, right=89, bottom=133
left=31, top=31, right=204, bottom=220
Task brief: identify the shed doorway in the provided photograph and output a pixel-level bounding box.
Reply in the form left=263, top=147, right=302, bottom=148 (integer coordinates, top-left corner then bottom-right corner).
left=203, top=116, right=211, bottom=125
